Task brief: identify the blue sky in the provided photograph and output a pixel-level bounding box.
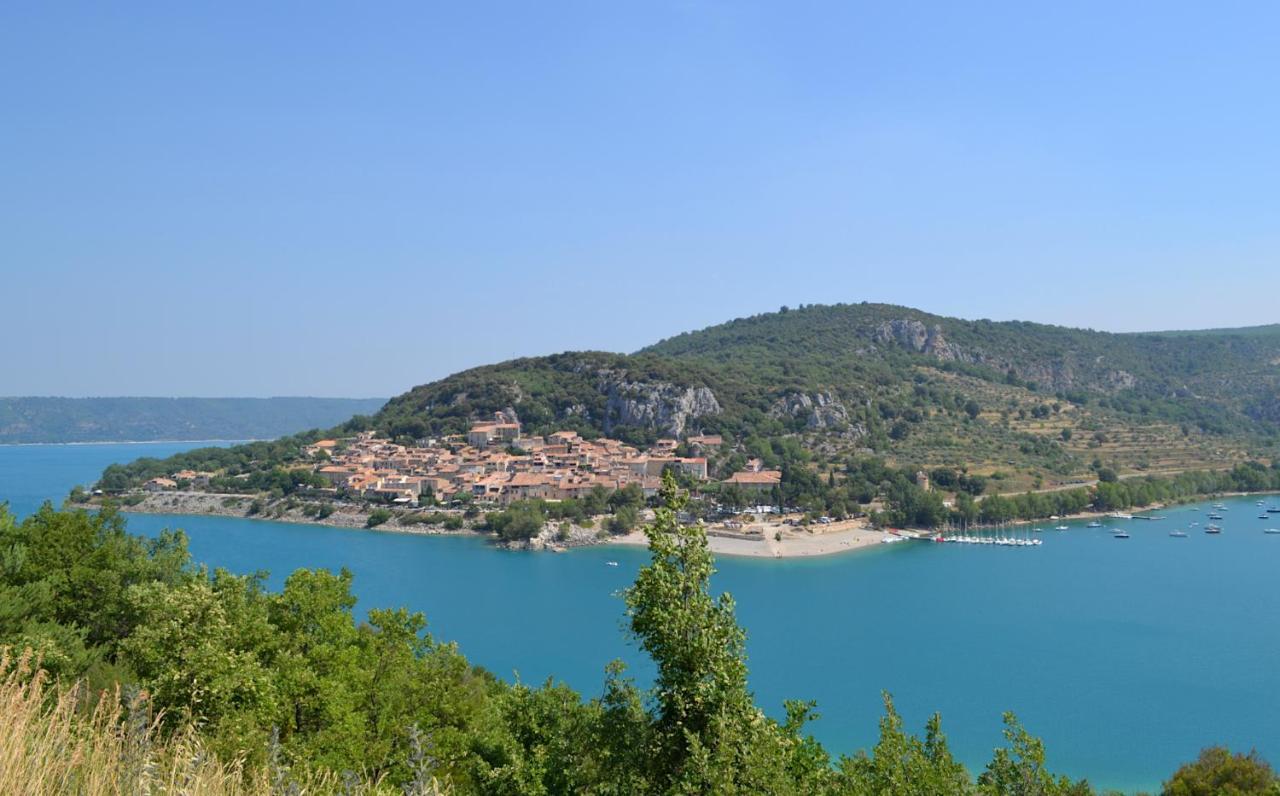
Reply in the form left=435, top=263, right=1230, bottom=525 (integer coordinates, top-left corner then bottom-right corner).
left=3, top=2, right=1278, bottom=398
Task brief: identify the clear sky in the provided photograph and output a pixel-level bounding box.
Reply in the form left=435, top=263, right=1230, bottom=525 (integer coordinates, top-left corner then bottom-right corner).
left=3, top=2, right=1279, bottom=398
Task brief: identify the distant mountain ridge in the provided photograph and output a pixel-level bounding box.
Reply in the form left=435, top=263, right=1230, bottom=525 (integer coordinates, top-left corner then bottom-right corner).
left=0, top=397, right=387, bottom=444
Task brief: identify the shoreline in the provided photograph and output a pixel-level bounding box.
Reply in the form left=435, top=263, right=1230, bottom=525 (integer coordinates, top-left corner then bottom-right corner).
left=610, top=524, right=893, bottom=559
left=92, top=488, right=1280, bottom=561
left=97, top=491, right=901, bottom=559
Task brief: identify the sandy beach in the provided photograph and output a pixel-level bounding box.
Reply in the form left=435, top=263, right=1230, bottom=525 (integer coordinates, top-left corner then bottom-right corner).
left=610, top=518, right=893, bottom=559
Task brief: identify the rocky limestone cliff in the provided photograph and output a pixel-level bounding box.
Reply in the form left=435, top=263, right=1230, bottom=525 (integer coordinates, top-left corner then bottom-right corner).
left=769, top=391, right=867, bottom=438
left=874, top=318, right=1138, bottom=394
left=597, top=371, right=722, bottom=437
left=874, top=319, right=970, bottom=363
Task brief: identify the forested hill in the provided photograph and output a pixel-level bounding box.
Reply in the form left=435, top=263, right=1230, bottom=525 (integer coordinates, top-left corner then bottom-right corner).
left=373, top=302, right=1280, bottom=443
left=0, top=396, right=386, bottom=444
left=103, top=304, right=1280, bottom=491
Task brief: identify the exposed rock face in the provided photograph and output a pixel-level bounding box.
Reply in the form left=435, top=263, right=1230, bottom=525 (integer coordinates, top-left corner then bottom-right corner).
left=1014, top=361, right=1077, bottom=391
left=873, top=320, right=967, bottom=362
left=1104, top=369, right=1137, bottom=391
left=598, top=372, right=722, bottom=437
left=874, top=318, right=1139, bottom=394
left=770, top=391, right=865, bottom=436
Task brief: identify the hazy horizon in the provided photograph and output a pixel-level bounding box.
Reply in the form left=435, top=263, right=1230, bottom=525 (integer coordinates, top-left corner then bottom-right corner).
left=5, top=301, right=1277, bottom=399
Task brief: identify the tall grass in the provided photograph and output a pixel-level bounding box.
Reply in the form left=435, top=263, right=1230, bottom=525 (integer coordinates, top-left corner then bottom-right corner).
left=0, top=650, right=447, bottom=795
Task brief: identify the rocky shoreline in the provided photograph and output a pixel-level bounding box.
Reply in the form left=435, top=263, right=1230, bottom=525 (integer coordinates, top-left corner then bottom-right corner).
left=90, top=491, right=895, bottom=559
left=95, top=491, right=612, bottom=552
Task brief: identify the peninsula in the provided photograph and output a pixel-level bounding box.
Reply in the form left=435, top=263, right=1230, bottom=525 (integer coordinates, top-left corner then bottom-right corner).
left=86, top=303, right=1280, bottom=553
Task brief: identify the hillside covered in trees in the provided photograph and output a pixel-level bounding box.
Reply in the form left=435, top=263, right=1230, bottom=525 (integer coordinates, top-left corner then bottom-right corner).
left=367, top=303, right=1280, bottom=480
left=96, top=304, right=1280, bottom=500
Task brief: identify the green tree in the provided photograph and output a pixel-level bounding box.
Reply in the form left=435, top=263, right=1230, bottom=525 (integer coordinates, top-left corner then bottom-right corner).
left=1162, top=746, right=1279, bottom=796
left=607, top=504, right=640, bottom=534
left=624, top=472, right=812, bottom=793
left=121, top=569, right=278, bottom=756
left=837, top=693, right=972, bottom=795
left=978, top=713, right=1091, bottom=795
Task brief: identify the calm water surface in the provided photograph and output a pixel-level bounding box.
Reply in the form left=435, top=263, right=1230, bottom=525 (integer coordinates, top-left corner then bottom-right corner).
left=4, top=442, right=1279, bottom=793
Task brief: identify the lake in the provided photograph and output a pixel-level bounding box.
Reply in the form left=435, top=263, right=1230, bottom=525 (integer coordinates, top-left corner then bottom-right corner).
left=4, top=441, right=1279, bottom=793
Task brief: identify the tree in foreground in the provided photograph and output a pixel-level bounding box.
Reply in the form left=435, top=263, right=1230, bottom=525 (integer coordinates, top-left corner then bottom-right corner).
left=623, top=471, right=830, bottom=793
left=1162, top=746, right=1280, bottom=796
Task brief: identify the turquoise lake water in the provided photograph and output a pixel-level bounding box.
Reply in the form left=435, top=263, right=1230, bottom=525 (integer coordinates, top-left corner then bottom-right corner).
left=4, top=442, right=1279, bottom=792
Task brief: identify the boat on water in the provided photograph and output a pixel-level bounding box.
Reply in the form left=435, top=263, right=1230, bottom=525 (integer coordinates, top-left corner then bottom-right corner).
left=1113, top=529, right=1131, bottom=539
left=1205, top=525, right=1222, bottom=534
left=1207, top=513, right=1225, bottom=520
left=1268, top=507, right=1280, bottom=513
left=606, top=561, right=619, bottom=567
left=1109, top=512, right=1134, bottom=520
left=1055, top=525, right=1069, bottom=531
left=1169, top=530, right=1188, bottom=537
left=1087, top=520, right=1103, bottom=528
left=1266, top=528, right=1280, bottom=535
left=1261, top=514, right=1271, bottom=520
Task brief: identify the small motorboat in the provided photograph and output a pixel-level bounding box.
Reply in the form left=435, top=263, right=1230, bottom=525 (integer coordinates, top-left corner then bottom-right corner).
left=1087, top=520, right=1103, bottom=528
left=1266, top=528, right=1280, bottom=535
left=606, top=561, right=619, bottom=567
left=1169, top=530, right=1188, bottom=537
left=1113, top=529, right=1130, bottom=539
left=1055, top=525, right=1069, bottom=531
left=1205, top=525, right=1222, bottom=535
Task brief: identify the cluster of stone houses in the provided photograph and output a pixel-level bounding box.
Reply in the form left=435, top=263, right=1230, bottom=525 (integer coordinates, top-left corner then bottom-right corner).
left=143, top=469, right=214, bottom=492
left=139, top=415, right=787, bottom=506
left=300, top=418, right=723, bottom=506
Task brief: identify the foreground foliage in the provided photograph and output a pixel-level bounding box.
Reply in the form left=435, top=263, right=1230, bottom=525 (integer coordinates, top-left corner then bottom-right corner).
left=0, top=649, right=444, bottom=795
left=2, top=481, right=1277, bottom=793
